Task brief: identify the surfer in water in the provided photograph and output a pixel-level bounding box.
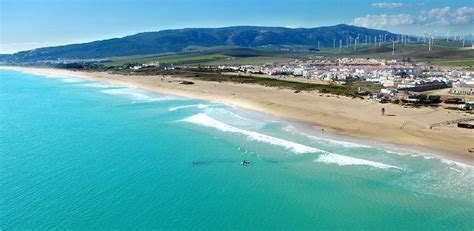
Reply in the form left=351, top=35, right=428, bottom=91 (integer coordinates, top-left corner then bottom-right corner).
left=241, top=160, right=251, bottom=166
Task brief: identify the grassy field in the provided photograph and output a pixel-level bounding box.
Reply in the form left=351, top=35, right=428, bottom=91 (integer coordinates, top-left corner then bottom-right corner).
left=320, top=41, right=473, bottom=60
left=421, top=59, right=474, bottom=67
left=102, top=46, right=302, bottom=67
left=103, top=54, right=230, bottom=67
left=101, top=42, right=473, bottom=68
left=182, top=45, right=240, bottom=52
left=203, top=56, right=294, bottom=65
left=122, top=67, right=381, bottom=98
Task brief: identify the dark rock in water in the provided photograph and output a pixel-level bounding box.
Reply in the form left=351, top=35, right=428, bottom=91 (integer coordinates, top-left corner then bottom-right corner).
left=192, top=161, right=208, bottom=165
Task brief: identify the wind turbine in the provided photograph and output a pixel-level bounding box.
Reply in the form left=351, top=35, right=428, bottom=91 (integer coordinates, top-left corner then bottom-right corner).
left=428, top=36, right=432, bottom=51
left=354, top=36, right=358, bottom=51
left=428, top=31, right=435, bottom=51
left=339, top=39, right=342, bottom=52
left=333, top=38, right=336, bottom=48
left=430, top=30, right=437, bottom=47
left=471, top=33, right=474, bottom=49
left=392, top=40, right=395, bottom=55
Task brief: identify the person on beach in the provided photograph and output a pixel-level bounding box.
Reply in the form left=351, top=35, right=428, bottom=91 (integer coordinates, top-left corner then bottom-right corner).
left=381, top=107, right=385, bottom=116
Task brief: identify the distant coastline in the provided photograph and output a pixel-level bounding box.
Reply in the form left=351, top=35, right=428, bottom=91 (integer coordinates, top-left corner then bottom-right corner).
left=2, top=66, right=473, bottom=165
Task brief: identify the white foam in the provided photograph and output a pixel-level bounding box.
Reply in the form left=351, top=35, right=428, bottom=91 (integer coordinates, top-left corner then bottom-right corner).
left=204, top=108, right=256, bottom=124
left=315, top=153, right=400, bottom=169
left=229, top=112, right=254, bottom=122
left=18, top=70, right=63, bottom=79
left=169, top=104, right=209, bottom=112
left=283, top=125, right=370, bottom=148
left=440, top=159, right=473, bottom=170
left=101, top=88, right=180, bottom=102
left=60, top=78, right=84, bottom=83
left=19, top=70, right=85, bottom=83
left=385, top=149, right=473, bottom=171
left=83, top=82, right=120, bottom=89
left=181, top=113, right=325, bottom=154
left=309, top=135, right=370, bottom=148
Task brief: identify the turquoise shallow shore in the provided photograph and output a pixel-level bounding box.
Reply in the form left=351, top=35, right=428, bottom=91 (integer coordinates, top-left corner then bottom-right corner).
left=1, top=70, right=473, bottom=230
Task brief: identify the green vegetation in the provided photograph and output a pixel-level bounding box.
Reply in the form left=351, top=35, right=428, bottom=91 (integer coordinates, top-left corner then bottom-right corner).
left=402, top=94, right=442, bottom=107
left=79, top=38, right=473, bottom=69
left=104, top=54, right=230, bottom=67
left=204, top=56, right=294, bottom=65
left=182, top=45, right=240, bottom=52
left=1, top=24, right=398, bottom=62
left=424, top=59, right=474, bottom=67
left=125, top=68, right=381, bottom=98
left=319, top=42, right=474, bottom=65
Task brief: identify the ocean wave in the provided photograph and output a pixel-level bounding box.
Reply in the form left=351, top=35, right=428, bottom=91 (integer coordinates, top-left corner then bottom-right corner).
left=315, top=153, right=401, bottom=169
left=181, top=113, right=325, bottom=154
left=20, top=70, right=84, bottom=83
left=384, top=149, right=473, bottom=172
left=169, top=104, right=209, bottom=112
left=308, top=135, right=371, bottom=148
left=283, top=125, right=370, bottom=148
left=83, top=82, right=121, bottom=89
left=101, top=88, right=181, bottom=102
left=439, top=159, right=473, bottom=171
left=226, top=111, right=255, bottom=122
left=203, top=108, right=256, bottom=124
left=60, top=78, right=84, bottom=83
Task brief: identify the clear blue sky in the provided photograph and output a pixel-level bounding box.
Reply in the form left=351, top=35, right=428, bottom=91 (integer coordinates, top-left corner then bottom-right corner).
left=1, top=0, right=472, bottom=53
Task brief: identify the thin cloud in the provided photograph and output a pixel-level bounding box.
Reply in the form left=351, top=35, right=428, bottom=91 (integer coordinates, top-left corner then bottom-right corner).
left=355, top=6, right=474, bottom=27
left=371, top=2, right=425, bottom=9
left=371, top=3, right=404, bottom=9
left=354, top=14, right=416, bottom=28
left=420, top=6, right=474, bottom=25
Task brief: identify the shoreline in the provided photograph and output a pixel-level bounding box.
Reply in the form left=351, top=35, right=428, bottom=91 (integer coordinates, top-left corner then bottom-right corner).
left=2, top=66, right=473, bottom=165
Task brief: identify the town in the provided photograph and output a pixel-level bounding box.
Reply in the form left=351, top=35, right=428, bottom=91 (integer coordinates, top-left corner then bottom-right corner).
left=50, top=55, right=474, bottom=112
left=198, top=57, right=474, bottom=108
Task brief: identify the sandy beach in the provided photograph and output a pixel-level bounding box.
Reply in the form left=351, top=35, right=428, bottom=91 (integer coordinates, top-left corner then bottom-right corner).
left=2, top=66, right=473, bottom=165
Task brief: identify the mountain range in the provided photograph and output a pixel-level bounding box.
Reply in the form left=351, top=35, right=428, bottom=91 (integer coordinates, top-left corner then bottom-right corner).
left=2, top=24, right=398, bottom=62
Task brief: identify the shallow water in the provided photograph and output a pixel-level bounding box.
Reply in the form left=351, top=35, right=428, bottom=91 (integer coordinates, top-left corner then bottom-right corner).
left=1, top=70, right=473, bottom=230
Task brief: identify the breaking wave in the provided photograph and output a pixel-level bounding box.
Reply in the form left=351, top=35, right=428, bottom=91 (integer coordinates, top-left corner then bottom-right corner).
left=169, top=104, right=209, bottom=112
left=283, top=125, right=370, bottom=148
left=181, top=113, right=325, bottom=154
left=83, top=82, right=121, bottom=89
left=101, top=88, right=181, bottom=102
left=60, top=78, right=84, bottom=83
left=315, top=153, right=400, bottom=169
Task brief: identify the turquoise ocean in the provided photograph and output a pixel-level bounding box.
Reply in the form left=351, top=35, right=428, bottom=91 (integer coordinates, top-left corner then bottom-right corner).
left=1, top=69, right=473, bottom=230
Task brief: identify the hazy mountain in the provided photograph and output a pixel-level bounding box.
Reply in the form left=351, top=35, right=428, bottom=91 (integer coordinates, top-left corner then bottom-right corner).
left=2, top=24, right=398, bottom=62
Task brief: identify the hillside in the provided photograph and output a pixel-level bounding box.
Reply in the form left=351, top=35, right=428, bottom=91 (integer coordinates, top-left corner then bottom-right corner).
left=1, top=24, right=397, bottom=62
